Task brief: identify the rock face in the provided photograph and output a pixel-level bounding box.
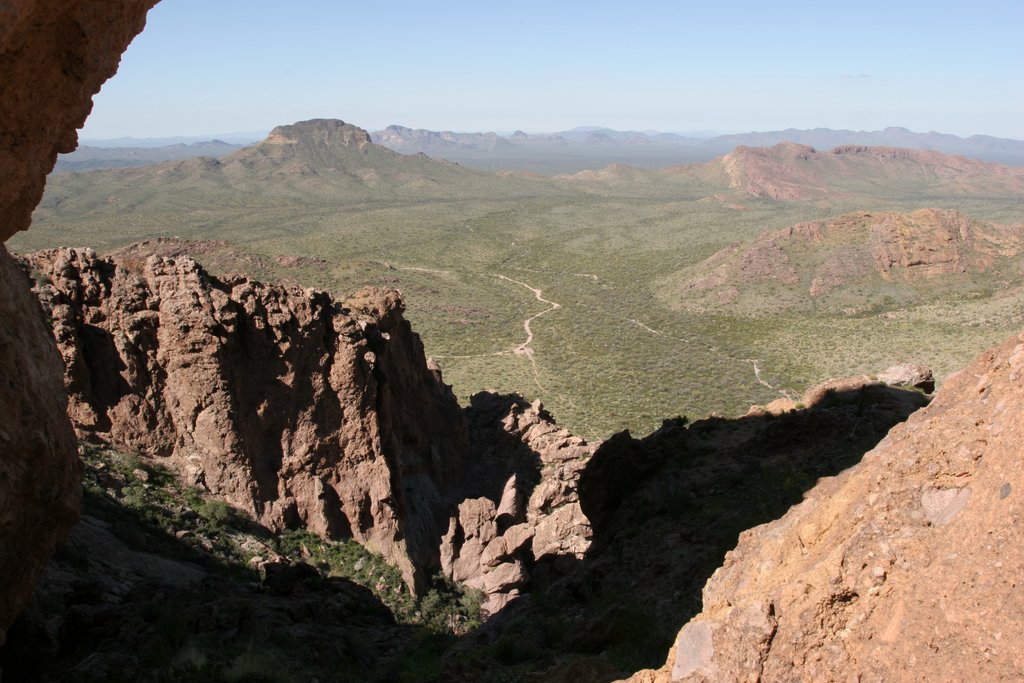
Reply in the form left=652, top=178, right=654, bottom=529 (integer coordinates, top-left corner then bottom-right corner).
left=629, top=329, right=1024, bottom=682
left=0, top=0, right=158, bottom=242
left=446, top=393, right=594, bottom=614
left=0, top=0, right=158, bottom=644
left=20, top=247, right=597, bottom=610
left=0, top=247, right=80, bottom=644
left=22, top=247, right=469, bottom=590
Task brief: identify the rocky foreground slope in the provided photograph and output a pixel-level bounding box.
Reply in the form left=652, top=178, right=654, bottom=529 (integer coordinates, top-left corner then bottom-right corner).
left=19, top=246, right=594, bottom=614
left=628, top=330, right=1024, bottom=681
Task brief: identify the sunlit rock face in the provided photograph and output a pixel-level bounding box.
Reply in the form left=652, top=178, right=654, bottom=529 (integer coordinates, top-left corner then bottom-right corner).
left=625, top=329, right=1024, bottom=682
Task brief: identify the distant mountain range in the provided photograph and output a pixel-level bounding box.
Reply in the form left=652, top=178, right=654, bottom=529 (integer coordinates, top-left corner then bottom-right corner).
left=39, top=120, right=1024, bottom=221
left=369, top=125, right=1024, bottom=170
left=57, top=125, right=1024, bottom=176
left=54, top=140, right=244, bottom=173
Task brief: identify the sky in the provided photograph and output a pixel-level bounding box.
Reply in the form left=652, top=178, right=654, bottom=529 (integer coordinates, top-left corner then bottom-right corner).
left=81, top=0, right=1024, bottom=140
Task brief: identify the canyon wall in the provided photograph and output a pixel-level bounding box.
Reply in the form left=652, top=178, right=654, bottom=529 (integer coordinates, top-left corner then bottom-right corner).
left=0, top=0, right=158, bottom=642
left=21, top=247, right=596, bottom=610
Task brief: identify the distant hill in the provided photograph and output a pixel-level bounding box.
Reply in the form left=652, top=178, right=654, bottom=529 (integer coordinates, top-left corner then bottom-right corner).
left=555, top=143, right=1024, bottom=201
left=65, top=125, right=1024, bottom=178
left=368, top=124, right=1024, bottom=172
left=709, top=127, right=1024, bottom=166
left=370, top=125, right=513, bottom=153
left=665, top=208, right=1024, bottom=314
left=37, top=119, right=555, bottom=218
left=54, top=140, right=242, bottom=173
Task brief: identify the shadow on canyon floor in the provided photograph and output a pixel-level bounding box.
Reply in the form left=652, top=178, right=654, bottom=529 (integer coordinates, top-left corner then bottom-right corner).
left=1, top=384, right=927, bottom=682
left=443, top=384, right=928, bottom=681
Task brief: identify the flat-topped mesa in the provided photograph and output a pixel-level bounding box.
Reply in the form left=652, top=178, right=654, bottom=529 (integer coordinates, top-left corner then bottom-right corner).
left=262, top=118, right=373, bottom=148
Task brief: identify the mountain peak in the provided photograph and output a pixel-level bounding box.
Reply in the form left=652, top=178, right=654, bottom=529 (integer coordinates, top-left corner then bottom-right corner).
left=263, top=119, right=372, bottom=148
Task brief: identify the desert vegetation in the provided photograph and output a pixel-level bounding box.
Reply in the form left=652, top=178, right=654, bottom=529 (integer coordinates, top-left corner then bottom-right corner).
left=12, top=123, right=1024, bottom=439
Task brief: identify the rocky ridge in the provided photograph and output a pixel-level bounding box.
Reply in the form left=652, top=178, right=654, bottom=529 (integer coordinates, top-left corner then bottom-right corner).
left=673, top=208, right=1024, bottom=313
left=627, top=328, right=1024, bottom=682
left=19, top=246, right=594, bottom=612
left=716, top=143, right=1024, bottom=201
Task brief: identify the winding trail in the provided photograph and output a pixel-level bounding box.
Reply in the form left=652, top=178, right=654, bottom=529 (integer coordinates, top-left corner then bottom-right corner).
left=626, top=318, right=690, bottom=344
left=496, top=275, right=561, bottom=358
left=745, top=358, right=775, bottom=390
left=429, top=273, right=561, bottom=393
left=495, top=275, right=561, bottom=391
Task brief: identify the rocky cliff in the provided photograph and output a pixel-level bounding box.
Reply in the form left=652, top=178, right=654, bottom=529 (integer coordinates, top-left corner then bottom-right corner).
left=20, top=246, right=595, bottom=610
left=0, top=248, right=80, bottom=644
left=628, top=329, right=1024, bottom=682
left=0, top=0, right=158, bottom=645
left=22, top=246, right=468, bottom=590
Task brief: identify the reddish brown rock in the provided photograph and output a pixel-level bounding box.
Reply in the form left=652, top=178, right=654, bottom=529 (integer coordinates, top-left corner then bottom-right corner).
left=0, top=247, right=80, bottom=644
left=441, top=393, right=596, bottom=614
left=21, top=247, right=469, bottom=591
left=627, top=330, right=1024, bottom=682
left=678, top=208, right=1024, bottom=314
left=0, top=0, right=158, bottom=242
left=0, top=0, right=157, bottom=643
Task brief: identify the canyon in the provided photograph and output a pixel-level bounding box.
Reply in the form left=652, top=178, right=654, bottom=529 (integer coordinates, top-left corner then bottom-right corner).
left=2, top=2, right=1024, bottom=682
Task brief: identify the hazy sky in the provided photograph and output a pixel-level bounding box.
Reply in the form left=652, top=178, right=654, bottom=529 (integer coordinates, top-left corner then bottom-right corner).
left=81, top=0, right=1024, bottom=140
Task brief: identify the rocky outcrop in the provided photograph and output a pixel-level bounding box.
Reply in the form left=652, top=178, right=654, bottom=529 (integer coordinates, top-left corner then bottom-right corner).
left=676, top=208, right=1024, bottom=314
left=0, top=247, right=80, bottom=644
left=21, top=247, right=598, bottom=612
left=0, top=0, right=158, bottom=242
left=716, top=143, right=1024, bottom=202
left=877, top=362, right=935, bottom=393
left=444, top=393, right=594, bottom=613
left=629, top=330, right=1024, bottom=682
left=0, top=0, right=157, bottom=644
left=746, top=365, right=934, bottom=416
left=22, top=246, right=470, bottom=591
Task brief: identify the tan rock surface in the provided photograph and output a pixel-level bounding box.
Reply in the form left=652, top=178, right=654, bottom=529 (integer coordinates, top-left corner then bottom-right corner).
left=627, top=330, right=1024, bottom=682
left=442, top=393, right=596, bottom=613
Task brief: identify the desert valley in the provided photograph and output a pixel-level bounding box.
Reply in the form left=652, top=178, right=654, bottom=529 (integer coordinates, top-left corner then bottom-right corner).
left=2, top=2, right=1024, bottom=682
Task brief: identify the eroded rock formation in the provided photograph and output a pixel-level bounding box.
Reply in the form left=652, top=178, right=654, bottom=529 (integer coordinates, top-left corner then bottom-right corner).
left=629, top=330, right=1024, bottom=682
left=22, top=246, right=468, bottom=589
left=21, top=247, right=596, bottom=610
left=0, top=0, right=159, bottom=242
left=450, top=393, right=594, bottom=613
